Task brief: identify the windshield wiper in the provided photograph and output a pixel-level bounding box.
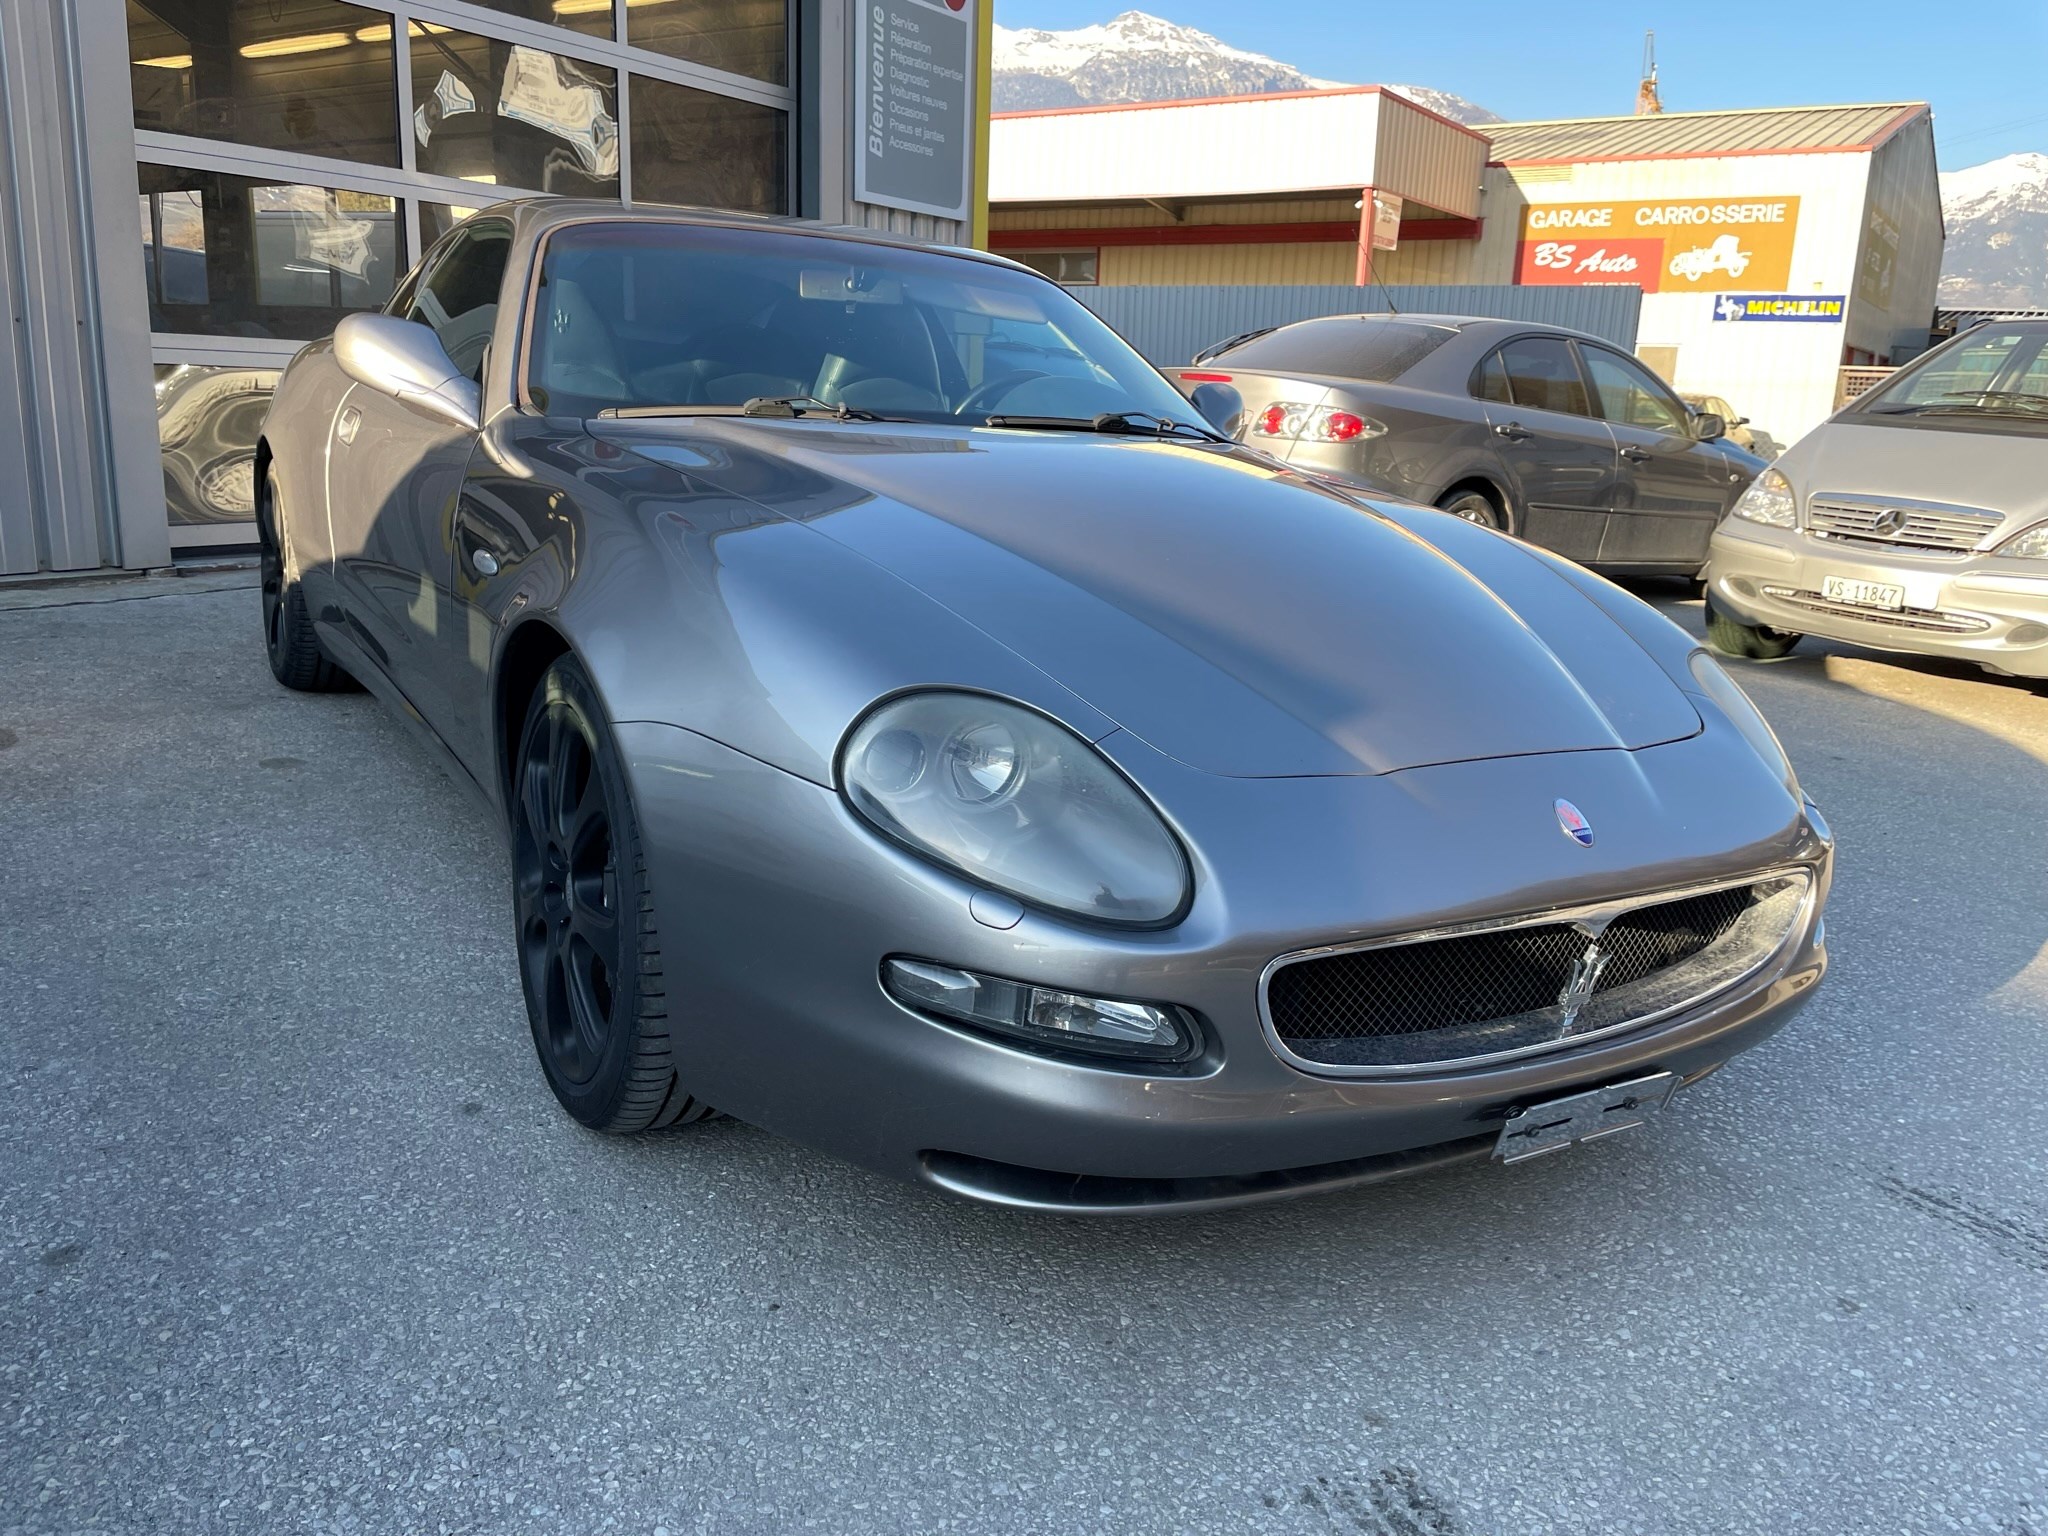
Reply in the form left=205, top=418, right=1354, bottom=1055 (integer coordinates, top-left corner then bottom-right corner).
left=982, top=410, right=1229, bottom=443
left=1873, top=390, right=2048, bottom=417
left=599, top=396, right=885, bottom=422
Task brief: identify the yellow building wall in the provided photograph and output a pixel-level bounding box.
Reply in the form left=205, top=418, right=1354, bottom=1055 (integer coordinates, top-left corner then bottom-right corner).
left=1098, top=243, right=1358, bottom=286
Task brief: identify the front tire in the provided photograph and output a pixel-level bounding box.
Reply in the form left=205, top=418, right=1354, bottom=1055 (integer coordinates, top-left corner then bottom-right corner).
left=1705, top=597, right=1802, bottom=660
left=512, top=655, right=713, bottom=1133
left=259, top=467, right=353, bottom=692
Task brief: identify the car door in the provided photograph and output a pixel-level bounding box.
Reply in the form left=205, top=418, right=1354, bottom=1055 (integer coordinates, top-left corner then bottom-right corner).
left=324, top=218, right=510, bottom=730
left=1475, top=335, right=1618, bottom=564
left=1578, top=344, right=1742, bottom=569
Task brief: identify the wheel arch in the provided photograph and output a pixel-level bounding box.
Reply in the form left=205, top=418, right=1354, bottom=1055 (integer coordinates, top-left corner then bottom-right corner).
left=495, top=617, right=575, bottom=815
left=1435, top=474, right=1515, bottom=533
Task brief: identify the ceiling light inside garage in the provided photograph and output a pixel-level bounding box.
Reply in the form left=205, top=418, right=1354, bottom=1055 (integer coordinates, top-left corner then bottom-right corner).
left=238, top=31, right=351, bottom=58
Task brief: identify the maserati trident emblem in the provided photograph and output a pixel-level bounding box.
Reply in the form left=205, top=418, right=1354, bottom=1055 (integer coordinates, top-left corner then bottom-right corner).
left=1558, top=938, right=1613, bottom=1033
left=1555, top=798, right=1594, bottom=847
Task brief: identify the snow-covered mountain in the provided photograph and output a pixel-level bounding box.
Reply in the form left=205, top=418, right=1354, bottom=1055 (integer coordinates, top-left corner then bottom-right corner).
left=1940, top=151, right=2048, bottom=308
left=991, top=11, right=1500, bottom=125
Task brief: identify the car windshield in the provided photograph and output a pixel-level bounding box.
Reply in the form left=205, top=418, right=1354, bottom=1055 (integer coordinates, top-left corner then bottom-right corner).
left=1857, top=326, right=2048, bottom=429
left=524, top=222, right=1198, bottom=427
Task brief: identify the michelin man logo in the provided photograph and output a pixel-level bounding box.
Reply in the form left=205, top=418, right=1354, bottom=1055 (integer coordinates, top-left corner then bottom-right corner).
left=1716, top=295, right=1749, bottom=322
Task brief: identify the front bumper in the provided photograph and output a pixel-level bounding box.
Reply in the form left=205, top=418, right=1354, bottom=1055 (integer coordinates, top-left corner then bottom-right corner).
left=1707, top=520, right=2048, bottom=678
left=620, top=719, right=1831, bottom=1214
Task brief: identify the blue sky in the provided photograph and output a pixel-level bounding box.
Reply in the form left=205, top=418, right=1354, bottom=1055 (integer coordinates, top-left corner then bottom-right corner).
left=995, top=1, right=2048, bottom=170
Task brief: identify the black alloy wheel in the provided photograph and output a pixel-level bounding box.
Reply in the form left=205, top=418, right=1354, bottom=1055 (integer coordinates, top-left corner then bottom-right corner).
left=511, top=656, right=711, bottom=1132
left=259, top=467, right=352, bottom=692
left=1437, top=486, right=1508, bottom=534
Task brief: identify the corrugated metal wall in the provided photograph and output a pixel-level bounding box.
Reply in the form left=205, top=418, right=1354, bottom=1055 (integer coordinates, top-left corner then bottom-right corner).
left=1074, top=284, right=1643, bottom=365
left=1372, top=94, right=1487, bottom=220
left=0, top=0, right=114, bottom=573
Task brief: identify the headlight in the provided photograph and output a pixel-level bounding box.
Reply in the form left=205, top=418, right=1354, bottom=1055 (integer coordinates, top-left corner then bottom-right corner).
left=1729, top=467, right=1797, bottom=528
left=1997, top=521, right=2048, bottom=559
left=1687, top=651, right=1797, bottom=794
left=841, top=692, right=1191, bottom=926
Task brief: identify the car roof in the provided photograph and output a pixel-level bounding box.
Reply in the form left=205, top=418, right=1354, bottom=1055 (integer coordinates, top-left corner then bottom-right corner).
left=1246, top=312, right=1618, bottom=348
left=463, top=196, right=1032, bottom=275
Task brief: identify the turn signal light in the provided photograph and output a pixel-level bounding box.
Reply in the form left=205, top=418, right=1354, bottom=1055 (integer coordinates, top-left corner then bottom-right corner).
left=1250, top=403, right=1387, bottom=443
left=883, top=958, right=1200, bottom=1064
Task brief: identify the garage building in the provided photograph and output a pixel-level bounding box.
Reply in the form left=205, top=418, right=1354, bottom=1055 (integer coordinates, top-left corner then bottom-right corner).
left=991, top=97, right=1943, bottom=449
left=0, top=0, right=989, bottom=577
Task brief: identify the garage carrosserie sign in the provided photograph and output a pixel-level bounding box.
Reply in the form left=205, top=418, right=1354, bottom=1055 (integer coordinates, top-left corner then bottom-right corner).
left=1515, top=196, right=1801, bottom=294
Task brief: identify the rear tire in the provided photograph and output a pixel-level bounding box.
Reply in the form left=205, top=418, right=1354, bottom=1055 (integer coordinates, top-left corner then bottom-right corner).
left=1705, top=597, right=1802, bottom=661
left=259, top=467, right=354, bottom=692
left=512, top=655, right=714, bottom=1134
left=1436, top=484, right=1509, bottom=535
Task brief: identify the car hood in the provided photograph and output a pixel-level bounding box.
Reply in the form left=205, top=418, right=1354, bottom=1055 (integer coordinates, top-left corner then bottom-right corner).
left=1783, top=418, right=2048, bottom=525
left=600, top=420, right=1702, bottom=778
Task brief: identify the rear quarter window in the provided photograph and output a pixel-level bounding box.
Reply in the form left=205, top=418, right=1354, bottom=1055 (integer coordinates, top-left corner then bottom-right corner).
left=1218, top=319, right=1456, bottom=381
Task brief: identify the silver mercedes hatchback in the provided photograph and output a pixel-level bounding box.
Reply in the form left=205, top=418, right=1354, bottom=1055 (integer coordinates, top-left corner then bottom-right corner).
left=1705, top=320, right=2048, bottom=678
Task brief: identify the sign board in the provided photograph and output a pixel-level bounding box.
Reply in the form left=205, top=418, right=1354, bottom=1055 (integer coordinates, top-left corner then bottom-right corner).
left=854, top=0, right=974, bottom=222
left=1515, top=196, right=1801, bottom=294
left=1856, top=198, right=1901, bottom=310
left=1371, top=190, right=1402, bottom=252
left=1713, top=293, right=1846, bottom=322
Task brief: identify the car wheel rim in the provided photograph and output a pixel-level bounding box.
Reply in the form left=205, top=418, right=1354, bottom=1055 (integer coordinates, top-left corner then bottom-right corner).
left=259, top=485, right=285, bottom=657
left=514, top=700, right=621, bottom=1088
left=1448, top=495, right=1501, bottom=531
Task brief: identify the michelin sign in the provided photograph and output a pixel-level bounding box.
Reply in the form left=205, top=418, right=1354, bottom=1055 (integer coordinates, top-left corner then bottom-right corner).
left=1713, top=294, right=1846, bottom=323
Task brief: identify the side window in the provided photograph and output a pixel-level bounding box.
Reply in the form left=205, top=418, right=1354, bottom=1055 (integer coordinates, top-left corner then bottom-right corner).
left=404, top=221, right=512, bottom=381
left=1582, top=347, right=1688, bottom=433
left=1473, top=350, right=1511, bottom=404
left=1497, top=336, right=1590, bottom=417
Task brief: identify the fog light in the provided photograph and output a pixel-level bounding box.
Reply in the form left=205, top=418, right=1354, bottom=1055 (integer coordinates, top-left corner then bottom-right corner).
left=883, top=958, right=1198, bottom=1063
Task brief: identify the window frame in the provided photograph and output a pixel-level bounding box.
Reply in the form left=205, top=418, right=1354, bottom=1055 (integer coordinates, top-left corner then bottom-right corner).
left=1484, top=333, right=1594, bottom=419
left=1576, top=342, right=1693, bottom=435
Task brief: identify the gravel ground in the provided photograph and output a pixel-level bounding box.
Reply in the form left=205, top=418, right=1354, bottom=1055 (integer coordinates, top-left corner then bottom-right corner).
left=3, top=572, right=2046, bottom=1536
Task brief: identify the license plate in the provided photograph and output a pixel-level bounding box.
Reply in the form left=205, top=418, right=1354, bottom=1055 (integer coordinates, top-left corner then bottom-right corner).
left=1493, top=1072, right=1679, bottom=1164
left=1822, top=575, right=1905, bottom=611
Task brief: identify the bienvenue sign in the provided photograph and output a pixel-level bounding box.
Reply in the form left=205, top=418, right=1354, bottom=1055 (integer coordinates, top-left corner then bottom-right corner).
left=854, top=0, right=974, bottom=222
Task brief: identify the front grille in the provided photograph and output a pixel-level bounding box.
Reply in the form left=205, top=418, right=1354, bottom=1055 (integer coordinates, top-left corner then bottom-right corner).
left=1807, top=495, right=2001, bottom=554
left=1760, top=586, right=1992, bottom=634
left=1264, top=875, right=1810, bottom=1074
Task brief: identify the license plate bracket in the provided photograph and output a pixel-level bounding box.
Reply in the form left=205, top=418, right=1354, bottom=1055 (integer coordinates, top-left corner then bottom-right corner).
left=1493, top=1072, right=1679, bottom=1164
left=1822, top=574, right=1906, bottom=611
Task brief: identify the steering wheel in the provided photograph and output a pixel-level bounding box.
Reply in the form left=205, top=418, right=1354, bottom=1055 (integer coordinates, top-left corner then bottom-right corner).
left=953, top=370, right=1051, bottom=418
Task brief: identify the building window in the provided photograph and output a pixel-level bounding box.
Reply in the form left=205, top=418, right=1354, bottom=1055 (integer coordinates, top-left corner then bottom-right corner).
left=1016, top=249, right=1099, bottom=286
left=628, top=75, right=786, bottom=214
left=153, top=362, right=280, bottom=527
left=410, top=26, right=619, bottom=196
left=460, top=0, right=614, bottom=42
left=139, top=167, right=404, bottom=339
left=126, top=0, right=401, bottom=167
left=629, top=0, right=788, bottom=86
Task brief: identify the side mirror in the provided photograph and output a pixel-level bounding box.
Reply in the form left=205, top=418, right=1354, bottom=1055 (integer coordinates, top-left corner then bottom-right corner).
left=1734, top=415, right=1751, bottom=427
left=333, top=312, right=481, bottom=431
left=1690, top=410, right=1726, bottom=442
left=1188, top=380, right=1245, bottom=437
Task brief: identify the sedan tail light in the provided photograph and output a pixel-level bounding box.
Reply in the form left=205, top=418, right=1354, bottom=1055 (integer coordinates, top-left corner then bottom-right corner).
left=1251, top=403, right=1388, bottom=443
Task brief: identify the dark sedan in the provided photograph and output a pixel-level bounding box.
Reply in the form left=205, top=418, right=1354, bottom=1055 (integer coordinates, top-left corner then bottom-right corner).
left=1172, top=315, right=1766, bottom=573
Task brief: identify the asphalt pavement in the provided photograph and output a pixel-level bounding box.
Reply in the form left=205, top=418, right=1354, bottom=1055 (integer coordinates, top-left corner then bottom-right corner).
left=3, top=570, right=2046, bottom=1536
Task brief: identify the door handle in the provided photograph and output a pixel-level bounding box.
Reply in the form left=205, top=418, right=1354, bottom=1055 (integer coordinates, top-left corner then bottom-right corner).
left=335, top=406, right=361, bottom=446
left=1493, top=421, right=1532, bottom=441
left=1620, top=445, right=1652, bottom=463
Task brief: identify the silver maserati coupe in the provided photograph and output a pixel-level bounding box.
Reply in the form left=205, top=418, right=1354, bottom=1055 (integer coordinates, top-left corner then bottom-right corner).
left=256, top=201, right=1832, bottom=1213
